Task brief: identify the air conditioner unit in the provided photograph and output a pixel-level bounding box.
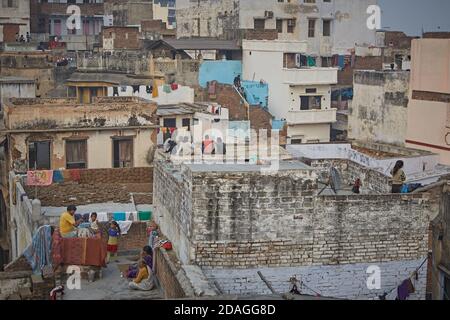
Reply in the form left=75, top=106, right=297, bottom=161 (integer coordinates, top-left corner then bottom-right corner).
left=264, top=11, right=274, bottom=19
left=295, top=53, right=301, bottom=68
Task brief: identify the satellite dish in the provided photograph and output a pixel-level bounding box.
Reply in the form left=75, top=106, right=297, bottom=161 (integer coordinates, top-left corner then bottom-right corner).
left=318, top=167, right=342, bottom=195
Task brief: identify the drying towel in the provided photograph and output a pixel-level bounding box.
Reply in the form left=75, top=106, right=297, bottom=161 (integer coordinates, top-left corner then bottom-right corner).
left=171, top=83, right=179, bottom=91
left=138, top=211, right=151, bottom=221
left=27, top=170, right=54, bottom=186
left=113, top=212, right=126, bottom=221
left=97, top=212, right=109, bottom=222
left=52, top=170, right=64, bottom=183
left=117, top=221, right=133, bottom=235
left=163, top=84, right=171, bottom=93
left=126, top=212, right=138, bottom=221
left=69, top=169, right=81, bottom=182
left=152, top=84, right=159, bottom=98
left=23, top=225, right=53, bottom=274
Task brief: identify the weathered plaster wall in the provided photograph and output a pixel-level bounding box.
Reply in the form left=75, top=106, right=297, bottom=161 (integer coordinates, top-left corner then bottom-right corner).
left=349, top=70, right=410, bottom=146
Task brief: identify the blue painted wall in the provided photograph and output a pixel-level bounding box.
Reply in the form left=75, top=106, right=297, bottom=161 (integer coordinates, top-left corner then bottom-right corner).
left=242, top=81, right=269, bottom=108
left=199, top=60, right=242, bottom=88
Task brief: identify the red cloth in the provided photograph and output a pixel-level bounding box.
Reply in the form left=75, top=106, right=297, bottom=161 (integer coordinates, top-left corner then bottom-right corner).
left=69, top=169, right=81, bottom=182
left=171, top=83, right=178, bottom=90
left=107, top=244, right=118, bottom=253
left=62, top=236, right=106, bottom=267
left=52, top=229, right=63, bottom=268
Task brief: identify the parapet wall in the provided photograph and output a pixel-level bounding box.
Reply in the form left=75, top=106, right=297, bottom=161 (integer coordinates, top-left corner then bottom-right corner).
left=154, top=159, right=438, bottom=269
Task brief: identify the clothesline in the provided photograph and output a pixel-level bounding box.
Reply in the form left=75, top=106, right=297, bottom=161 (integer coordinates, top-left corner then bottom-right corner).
left=377, top=256, right=428, bottom=300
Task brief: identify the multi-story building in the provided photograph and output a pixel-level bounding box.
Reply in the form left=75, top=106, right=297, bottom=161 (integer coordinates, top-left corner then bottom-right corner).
left=406, top=38, right=450, bottom=165
left=30, top=0, right=105, bottom=51
left=0, top=0, right=30, bottom=43
left=153, top=0, right=176, bottom=30
left=243, top=39, right=338, bottom=144
left=176, top=0, right=377, bottom=58
left=104, top=0, right=153, bottom=27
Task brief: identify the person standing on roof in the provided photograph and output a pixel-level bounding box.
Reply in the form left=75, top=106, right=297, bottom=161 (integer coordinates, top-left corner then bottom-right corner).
left=391, top=160, right=406, bottom=193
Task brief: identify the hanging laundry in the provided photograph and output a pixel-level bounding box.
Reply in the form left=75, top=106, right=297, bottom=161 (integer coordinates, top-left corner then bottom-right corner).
left=113, top=212, right=126, bottom=221
left=27, top=170, right=54, bottom=186
left=208, top=81, right=217, bottom=95
left=397, top=278, right=415, bottom=300
left=113, top=87, right=119, bottom=96
left=169, top=127, right=176, bottom=134
left=96, top=212, right=109, bottom=222
left=52, top=170, right=64, bottom=183
left=152, top=84, right=159, bottom=98
left=23, top=225, right=53, bottom=274
left=338, top=55, right=345, bottom=69
left=307, top=56, right=316, bottom=67
left=138, top=211, right=152, bottom=221
left=171, top=83, right=179, bottom=91
left=117, top=221, right=133, bottom=235
left=146, top=85, right=152, bottom=94
left=163, top=84, right=171, bottom=94
left=69, top=169, right=81, bottom=182
left=132, top=85, right=140, bottom=94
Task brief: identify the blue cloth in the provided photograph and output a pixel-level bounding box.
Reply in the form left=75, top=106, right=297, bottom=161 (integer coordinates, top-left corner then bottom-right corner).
left=113, top=212, right=126, bottom=221
left=52, top=170, right=64, bottom=183
left=23, top=225, right=53, bottom=274
left=108, top=229, right=120, bottom=237
left=401, top=185, right=409, bottom=194
left=79, top=222, right=91, bottom=229
left=338, top=55, right=345, bottom=69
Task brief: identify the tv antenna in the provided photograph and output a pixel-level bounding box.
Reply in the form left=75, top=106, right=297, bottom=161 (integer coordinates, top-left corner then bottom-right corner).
left=318, top=167, right=342, bottom=195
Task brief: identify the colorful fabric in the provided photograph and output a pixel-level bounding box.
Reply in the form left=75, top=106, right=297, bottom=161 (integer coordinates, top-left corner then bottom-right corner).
left=152, top=84, right=159, bottom=98
left=69, top=169, right=81, bottom=182
left=113, top=212, right=126, bottom=221
left=307, top=56, right=316, bottom=67
left=107, top=244, right=118, bottom=253
left=117, top=221, right=133, bottom=235
left=52, top=229, right=63, bottom=268
left=134, top=266, right=149, bottom=284
left=27, top=170, right=53, bottom=186
left=60, top=212, right=76, bottom=236
left=23, top=225, right=53, bottom=274
left=163, top=84, right=171, bottom=93
left=138, top=211, right=151, bottom=221
left=52, top=170, right=64, bottom=183
left=171, top=83, right=179, bottom=90
left=397, top=278, right=415, bottom=300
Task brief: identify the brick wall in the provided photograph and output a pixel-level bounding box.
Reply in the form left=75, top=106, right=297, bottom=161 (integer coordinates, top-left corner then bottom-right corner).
left=103, top=27, right=141, bottom=50
left=98, top=222, right=149, bottom=252
left=249, top=106, right=273, bottom=132
left=153, top=247, right=186, bottom=299
left=242, top=29, right=278, bottom=41
left=154, top=160, right=436, bottom=269
left=24, top=168, right=153, bottom=207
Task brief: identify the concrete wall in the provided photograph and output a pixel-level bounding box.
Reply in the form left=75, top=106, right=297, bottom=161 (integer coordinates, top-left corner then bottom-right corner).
left=0, top=82, right=36, bottom=104
left=107, top=85, right=195, bottom=105
left=406, top=39, right=450, bottom=165
left=176, top=0, right=239, bottom=39
left=198, top=60, right=242, bottom=88
left=349, top=70, right=410, bottom=146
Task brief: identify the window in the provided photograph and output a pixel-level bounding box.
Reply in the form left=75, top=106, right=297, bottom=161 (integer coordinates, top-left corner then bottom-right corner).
left=300, top=96, right=322, bottom=110
left=323, top=20, right=331, bottom=37
left=182, top=118, right=191, bottom=131
left=113, top=138, right=133, bottom=168
left=287, top=19, right=296, bottom=33
left=65, top=140, right=87, bottom=169
left=28, top=141, right=51, bottom=170
left=308, top=19, right=316, bottom=38
left=276, top=19, right=283, bottom=33
left=291, top=139, right=303, bottom=144
left=254, top=19, right=265, bottom=30
left=305, top=88, right=317, bottom=94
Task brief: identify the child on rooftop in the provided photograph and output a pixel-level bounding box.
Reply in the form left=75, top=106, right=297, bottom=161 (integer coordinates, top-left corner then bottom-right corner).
left=106, top=221, right=121, bottom=263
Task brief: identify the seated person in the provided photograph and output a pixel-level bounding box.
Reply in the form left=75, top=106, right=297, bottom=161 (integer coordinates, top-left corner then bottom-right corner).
left=125, top=246, right=153, bottom=279
left=59, top=205, right=81, bottom=238
left=128, top=259, right=154, bottom=291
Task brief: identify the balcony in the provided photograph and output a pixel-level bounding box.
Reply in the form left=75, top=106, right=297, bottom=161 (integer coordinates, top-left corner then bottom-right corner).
left=287, top=109, right=337, bottom=125
left=283, top=67, right=338, bottom=86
